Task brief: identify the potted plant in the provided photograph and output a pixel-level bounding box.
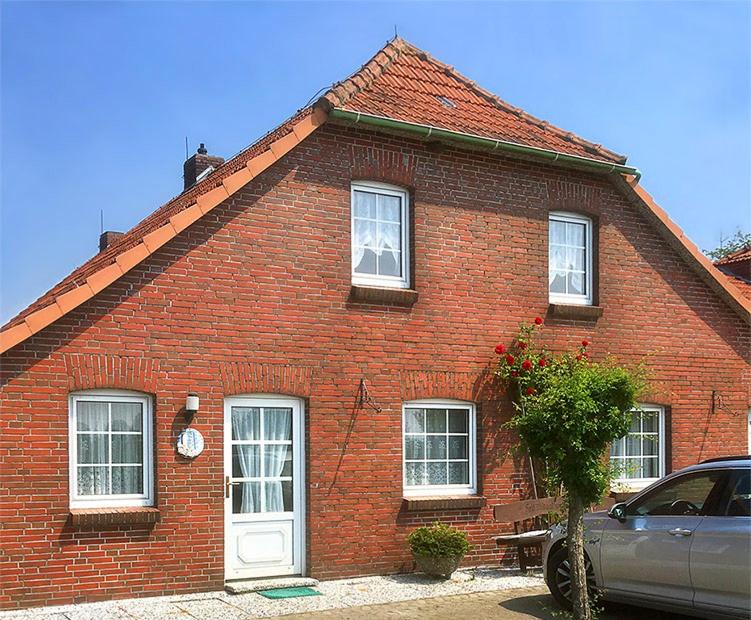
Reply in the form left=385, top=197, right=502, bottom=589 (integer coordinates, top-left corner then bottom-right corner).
left=407, top=521, right=472, bottom=579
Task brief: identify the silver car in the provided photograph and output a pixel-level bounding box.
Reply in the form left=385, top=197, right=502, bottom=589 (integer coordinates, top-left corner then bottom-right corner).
left=543, top=456, right=751, bottom=619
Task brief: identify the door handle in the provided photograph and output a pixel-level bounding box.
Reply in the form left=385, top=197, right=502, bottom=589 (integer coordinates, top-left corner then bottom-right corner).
left=225, top=476, right=240, bottom=498
left=668, top=528, right=692, bottom=537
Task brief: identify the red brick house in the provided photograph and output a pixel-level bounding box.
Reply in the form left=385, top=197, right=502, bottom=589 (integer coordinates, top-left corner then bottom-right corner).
left=1, top=38, right=749, bottom=610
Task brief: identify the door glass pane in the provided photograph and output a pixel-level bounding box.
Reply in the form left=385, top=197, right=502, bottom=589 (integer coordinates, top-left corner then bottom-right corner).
left=233, top=481, right=261, bottom=514
left=426, top=409, right=447, bottom=433
left=404, top=409, right=425, bottom=433
left=77, top=434, right=109, bottom=464
left=231, top=407, right=260, bottom=440
left=264, top=480, right=293, bottom=512
left=232, top=445, right=260, bottom=478
left=77, top=402, right=109, bottom=431
left=111, top=403, right=142, bottom=431
left=112, top=435, right=142, bottom=464
left=264, top=409, right=292, bottom=441
left=77, top=466, right=109, bottom=495
left=112, top=466, right=143, bottom=494
left=264, top=445, right=292, bottom=478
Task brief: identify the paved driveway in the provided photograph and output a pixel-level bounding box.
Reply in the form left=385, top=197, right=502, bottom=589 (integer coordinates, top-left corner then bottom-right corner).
left=277, top=587, right=696, bottom=619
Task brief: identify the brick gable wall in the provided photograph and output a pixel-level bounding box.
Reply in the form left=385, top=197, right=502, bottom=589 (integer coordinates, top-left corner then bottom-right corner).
left=1, top=123, right=748, bottom=609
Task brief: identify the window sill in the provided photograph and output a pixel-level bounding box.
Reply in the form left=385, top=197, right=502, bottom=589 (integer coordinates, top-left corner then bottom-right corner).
left=402, top=496, right=486, bottom=512
left=548, top=303, right=603, bottom=321
left=350, top=285, right=418, bottom=307
left=69, top=507, right=160, bottom=527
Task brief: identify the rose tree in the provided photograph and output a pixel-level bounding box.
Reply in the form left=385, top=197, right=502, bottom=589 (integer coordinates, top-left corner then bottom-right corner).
left=494, top=318, right=645, bottom=620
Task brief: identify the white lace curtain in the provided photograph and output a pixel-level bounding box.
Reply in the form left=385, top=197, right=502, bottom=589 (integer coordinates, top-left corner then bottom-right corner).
left=232, top=407, right=291, bottom=513
left=353, top=191, right=401, bottom=268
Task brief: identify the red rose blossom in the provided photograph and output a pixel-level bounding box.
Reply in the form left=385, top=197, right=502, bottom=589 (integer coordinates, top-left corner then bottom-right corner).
left=525, top=387, right=536, bottom=395
left=521, top=359, right=532, bottom=371
left=576, top=354, right=583, bottom=361
left=538, top=358, right=546, bottom=367
left=534, top=317, right=543, bottom=325
left=511, top=370, right=519, bottom=378
left=505, top=354, right=515, bottom=365
left=581, top=339, right=590, bottom=348
left=494, top=344, right=506, bottom=355
left=517, top=341, right=528, bottom=350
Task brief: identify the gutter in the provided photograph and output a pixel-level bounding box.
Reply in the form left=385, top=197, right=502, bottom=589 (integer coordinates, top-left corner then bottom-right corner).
left=329, top=108, right=641, bottom=182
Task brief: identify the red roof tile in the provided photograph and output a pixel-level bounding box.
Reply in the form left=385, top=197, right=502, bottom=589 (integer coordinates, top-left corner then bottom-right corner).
left=719, top=272, right=751, bottom=301
left=322, top=37, right=626, bottom=165
left=715, top=245, right=751, bottom=266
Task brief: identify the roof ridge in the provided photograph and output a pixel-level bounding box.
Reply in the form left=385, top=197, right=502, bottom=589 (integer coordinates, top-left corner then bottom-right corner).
left=325, top=37, right=626, bottom=165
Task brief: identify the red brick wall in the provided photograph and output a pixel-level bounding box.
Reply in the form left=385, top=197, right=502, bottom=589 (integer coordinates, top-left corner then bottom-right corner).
left=1, top=122, right=749, bottom=609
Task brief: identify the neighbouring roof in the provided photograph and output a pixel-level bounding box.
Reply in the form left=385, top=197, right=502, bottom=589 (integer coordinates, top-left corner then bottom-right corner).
left=2, top=37, right=749, bottom=353
left=715, top=245, right=751, bottom=266
left=720, top=272, right=751, bottom=301
left=322, top=37, right=626, bottom=165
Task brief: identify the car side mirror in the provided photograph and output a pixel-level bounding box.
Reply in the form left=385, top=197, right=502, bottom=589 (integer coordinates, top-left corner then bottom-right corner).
left=608, top=502, right=628, bottom=522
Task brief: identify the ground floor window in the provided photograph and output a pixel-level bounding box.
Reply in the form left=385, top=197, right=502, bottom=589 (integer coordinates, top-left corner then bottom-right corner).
left=69, top=390, right=153, bottom=508
left=402, top=400, right=476, bottom=496
left=610, top=404, right=665, bottom=489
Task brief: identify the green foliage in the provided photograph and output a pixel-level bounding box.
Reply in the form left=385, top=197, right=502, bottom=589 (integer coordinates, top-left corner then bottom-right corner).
left=494, top=319, right=647, bottom=506
left=703, top=229, right=751, bottom=261
left=407, top=522, right=472, bottom=558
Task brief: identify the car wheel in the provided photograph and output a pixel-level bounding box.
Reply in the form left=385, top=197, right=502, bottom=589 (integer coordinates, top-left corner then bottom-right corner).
left=545, top=546, right=597, bottom=610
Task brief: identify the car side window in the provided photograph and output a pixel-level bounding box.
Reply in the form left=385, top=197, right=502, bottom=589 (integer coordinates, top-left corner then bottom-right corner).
left=716, top=470, right=751, bottom=517
left=627, top=470, right=725, bottom=517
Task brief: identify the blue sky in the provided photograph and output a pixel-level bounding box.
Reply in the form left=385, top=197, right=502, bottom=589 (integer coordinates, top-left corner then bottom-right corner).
left=2, top=1, right=749, bottom=323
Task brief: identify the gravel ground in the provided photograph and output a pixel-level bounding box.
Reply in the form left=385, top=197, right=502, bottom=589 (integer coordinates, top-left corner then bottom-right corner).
left=0, top=568, right=544, bottom=620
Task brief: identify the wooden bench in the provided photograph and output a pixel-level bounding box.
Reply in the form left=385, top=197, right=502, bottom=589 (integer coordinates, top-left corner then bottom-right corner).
left=492, top=496, right=563, bottom=571
left=492, top=496, right=617, bottom=571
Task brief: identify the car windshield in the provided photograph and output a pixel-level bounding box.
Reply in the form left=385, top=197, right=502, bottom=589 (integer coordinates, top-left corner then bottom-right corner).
left=629, top=470, right=723, bottom=517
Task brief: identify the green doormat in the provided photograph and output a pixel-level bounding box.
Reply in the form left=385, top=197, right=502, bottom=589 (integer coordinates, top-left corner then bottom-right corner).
left=257, top=586, right=322, bottom=599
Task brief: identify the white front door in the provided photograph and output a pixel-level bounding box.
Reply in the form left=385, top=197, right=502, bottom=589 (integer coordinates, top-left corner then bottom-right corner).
left=224, top=396, right=304, bottom=580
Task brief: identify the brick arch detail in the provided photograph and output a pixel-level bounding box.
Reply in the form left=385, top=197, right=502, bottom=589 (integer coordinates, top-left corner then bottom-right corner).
left=546, top=179, right=603, bottom=214
left=398, top=368, right=499, bottom=403
left=349, top=145, right=419, bottom=189
left=64, top=354, right=160, bottom=393
left=219, top=362, right=315, bottom=398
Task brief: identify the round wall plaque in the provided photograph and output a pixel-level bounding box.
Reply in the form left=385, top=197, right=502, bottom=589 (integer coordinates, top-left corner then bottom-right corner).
left=176, top=428, right=204, bottom=458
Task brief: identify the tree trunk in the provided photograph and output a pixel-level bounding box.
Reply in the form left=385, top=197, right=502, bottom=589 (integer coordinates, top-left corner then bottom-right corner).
left=566, top=493, right=591, bottom=620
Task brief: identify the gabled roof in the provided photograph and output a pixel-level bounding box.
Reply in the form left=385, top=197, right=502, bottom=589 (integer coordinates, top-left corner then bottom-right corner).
left=323, top=37, right=626, bottom=165
left=2, top=37, right=749, bottom=353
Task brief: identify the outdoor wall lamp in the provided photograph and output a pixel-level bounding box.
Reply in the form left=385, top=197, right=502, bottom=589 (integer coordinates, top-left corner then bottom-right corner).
left=185, top=393, right=199, bottom=423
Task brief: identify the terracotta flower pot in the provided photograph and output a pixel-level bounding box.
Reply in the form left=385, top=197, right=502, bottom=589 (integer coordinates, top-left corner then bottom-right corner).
left=413, top=553, right=463, bottom=579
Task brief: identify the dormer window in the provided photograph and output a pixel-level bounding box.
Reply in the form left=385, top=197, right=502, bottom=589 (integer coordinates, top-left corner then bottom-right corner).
left=351, top=182, right=410, bottom=289
left=549, top=212, right=593, bottom=305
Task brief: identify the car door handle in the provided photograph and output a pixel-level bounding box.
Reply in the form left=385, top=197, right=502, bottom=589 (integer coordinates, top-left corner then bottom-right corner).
left=668, top=528, right=692, bottom=537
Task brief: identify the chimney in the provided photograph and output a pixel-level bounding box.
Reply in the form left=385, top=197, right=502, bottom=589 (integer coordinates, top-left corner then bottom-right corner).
left=183, top=143, right=224, bottom=190
left=99, top=230, right=124, bottom=252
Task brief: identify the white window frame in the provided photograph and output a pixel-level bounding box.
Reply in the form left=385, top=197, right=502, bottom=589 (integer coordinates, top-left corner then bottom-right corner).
left=69, top=390, right=154, bottom=508
left=402, top=399, right=477, bottom=497
left=548, top=211, right=593, bottom=306
left=610, top=404, right=666, bottom=492
left=351, top=181, right=410, bottom=289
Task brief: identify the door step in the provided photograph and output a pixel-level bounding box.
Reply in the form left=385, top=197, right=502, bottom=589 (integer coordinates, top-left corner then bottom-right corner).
left=225, top=576, right=319, bottom=595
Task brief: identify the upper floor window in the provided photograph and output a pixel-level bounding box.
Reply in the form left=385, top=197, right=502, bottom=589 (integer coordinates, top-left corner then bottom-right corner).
left=69, top=391, right=154, bottom=508
left=402, top=400, right=476, bottom=496
left=549, top=212, right=593, bottom=305
left=351, top=182, right=410, bottom=289
left=610, top=404, right=665, bottom=490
